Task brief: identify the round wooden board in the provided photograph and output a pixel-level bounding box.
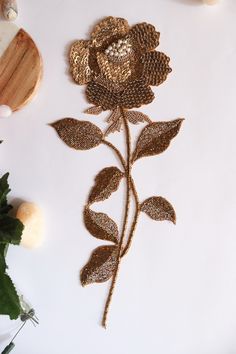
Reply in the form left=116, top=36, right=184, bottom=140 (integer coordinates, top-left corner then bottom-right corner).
left=0, top=22, right=42, bottom=112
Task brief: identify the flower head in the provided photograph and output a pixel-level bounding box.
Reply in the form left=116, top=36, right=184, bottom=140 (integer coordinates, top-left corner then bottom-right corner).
left=69, top=17, right=171, bottom=110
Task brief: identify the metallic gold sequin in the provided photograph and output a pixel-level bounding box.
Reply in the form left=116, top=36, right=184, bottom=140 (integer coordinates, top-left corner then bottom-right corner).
left=97, top=52, right=132, bottom=83
left=141, top=52, right=172, bottom=86
left=84, top=106, right=103, bottom=115
left=132, top=119, right=184, bottom=161
left=141, top=197, right=176, bottom=223
left=80, top=245, right=118, bottom=286
left=69, top=40, right=92, bottom=84
left=51, top=118, right=103, bottom=150
left=125, top=110, right=151, bottom=124
left=91, top=17, right=129, bottom=48
left=129, top=23, right=160, bottom=52
left=84, top=208, right=119, bottom=244
left=88, top=166, right=124, bottom=204
left=69, top=16, right=171, bottom=111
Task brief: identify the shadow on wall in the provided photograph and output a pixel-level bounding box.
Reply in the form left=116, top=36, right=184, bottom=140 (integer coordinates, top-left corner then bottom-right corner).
left=0, top=332, right=11, bottom=346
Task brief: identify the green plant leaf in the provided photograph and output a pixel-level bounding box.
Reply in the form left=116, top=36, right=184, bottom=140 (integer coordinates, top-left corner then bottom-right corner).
left=0, top=215, right=24, bottom=245
left=0, top=173, right=12, bottom=213
left=0, top=244, right=8, bottom=272
left=0, top=273, right=21, bottom=319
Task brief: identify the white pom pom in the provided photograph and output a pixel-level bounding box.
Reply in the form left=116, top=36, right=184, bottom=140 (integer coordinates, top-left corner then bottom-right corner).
left=0, top=105, right=12, bottom=118
left=16, top=203, right=44, bottom=249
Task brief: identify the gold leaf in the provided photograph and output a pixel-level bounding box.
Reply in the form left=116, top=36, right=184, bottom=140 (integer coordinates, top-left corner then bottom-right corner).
left=125, top=111, right=151, bottom=125
left=104, top=119, right=122, bottom=136
left=132, top=119, right=184, bottom=161
left=81, top=245, right=118, bottom=286
left=107, top=107, right=121, bottom=123
left=84, top=208, right=119, bottom=244
left=50, top=118, right=103, bottom=150
left=88, top=167, right=124, bottom=204
left=141, top=197, right=176, bottom=223
left=84, top=106, right=103, bottom=115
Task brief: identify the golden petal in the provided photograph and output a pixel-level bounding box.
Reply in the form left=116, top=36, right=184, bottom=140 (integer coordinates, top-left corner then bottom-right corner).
left=97, top=52, right=132, bottom=83
left=141, top=51, right=172, bottom=86
left=129, top=23, right=160, bottom=52
left=120, top=80, right=154, bottom=109
left=91, top=16, right=129, bottom=48
left=86, top=81, right=120, bottom=110
left=69, top=40, right=93, bottom=84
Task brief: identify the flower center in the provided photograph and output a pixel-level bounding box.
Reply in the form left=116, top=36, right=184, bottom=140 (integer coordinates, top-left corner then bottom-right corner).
left=105, top=38, right=132, bottom=59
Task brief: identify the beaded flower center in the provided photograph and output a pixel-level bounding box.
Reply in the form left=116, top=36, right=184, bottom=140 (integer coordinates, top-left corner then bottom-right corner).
left=105, top=38, right=132, bottom=59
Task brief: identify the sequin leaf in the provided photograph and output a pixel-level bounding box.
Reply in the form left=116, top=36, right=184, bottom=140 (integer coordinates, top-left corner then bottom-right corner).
left=104, top=120, right=122, bottom=136
left=125, top=111, right=151, bottom=125
left=81, top=245, right=118, bottom=286
left=50, top=118, right=103, bottom=150
left=84, top=208, right=119, bottom=244
left=88, top=167, right=124, bottom=204
left=105, top=108, right=122, bottom=136
left=84, top=106, right=103, bottom=115
left=132, top=119, right=184, bottom=162
left=141, top=197, right=176, bottom=223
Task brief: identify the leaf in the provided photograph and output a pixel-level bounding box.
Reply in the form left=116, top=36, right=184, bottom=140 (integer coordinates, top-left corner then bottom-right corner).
left=81, top=245, right=118, bottom=286
left=0, top=173, right=11, bottom=212
left=50, top=118, right=103, bottom=150
left=132, top=119, right=184, bottom=162
left=0, top=244, right=7, bottom=272
left=0, top=215, right=24, bottom=245
left=84, top=208, right=119, bottom=244
left=105, top=108, right=122, bottom=136
left=84, top=106, right=103, bottom=115
left=0, top=273, right=21, bottom=319
left=141, top=197, right=176, bottom=223
left=107, top=108, right=121, bottom=122
left=125, top=111, right=151, bottom=125
left=88, top=167, right=124, bottom=204
left=104, top=119, right=122, bottom=136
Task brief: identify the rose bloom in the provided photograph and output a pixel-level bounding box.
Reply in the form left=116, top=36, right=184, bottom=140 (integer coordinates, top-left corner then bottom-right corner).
left=70, top=16, right=171, bottom=111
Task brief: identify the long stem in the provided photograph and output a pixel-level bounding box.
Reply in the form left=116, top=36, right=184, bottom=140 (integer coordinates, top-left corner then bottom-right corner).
left=121, top=184, right=140, bottom=257
left=101, top=140, right=140, bottom=257
left=101, top=140, right=126, bottom=170
left=101, top=108, right=131, bottom=328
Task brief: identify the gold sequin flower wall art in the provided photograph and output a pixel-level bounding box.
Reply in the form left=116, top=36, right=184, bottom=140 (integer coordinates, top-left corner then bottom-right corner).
left=50, top=16, right=184, bottom=328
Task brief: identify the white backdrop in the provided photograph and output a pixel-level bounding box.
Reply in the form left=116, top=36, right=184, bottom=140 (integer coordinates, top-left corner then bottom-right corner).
left=1, top=0, right=236, bottom=353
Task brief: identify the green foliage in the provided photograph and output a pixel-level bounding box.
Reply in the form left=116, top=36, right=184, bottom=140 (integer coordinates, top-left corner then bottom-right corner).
left=0, top=273, right=21, bottom=320
left=0, top=173, right=24, bottom=320
left=0, top=215, right=24, bottom=245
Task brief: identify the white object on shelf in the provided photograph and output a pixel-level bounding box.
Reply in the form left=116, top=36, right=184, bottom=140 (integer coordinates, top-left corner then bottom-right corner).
left=0, top=105, right=12, bottom=118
